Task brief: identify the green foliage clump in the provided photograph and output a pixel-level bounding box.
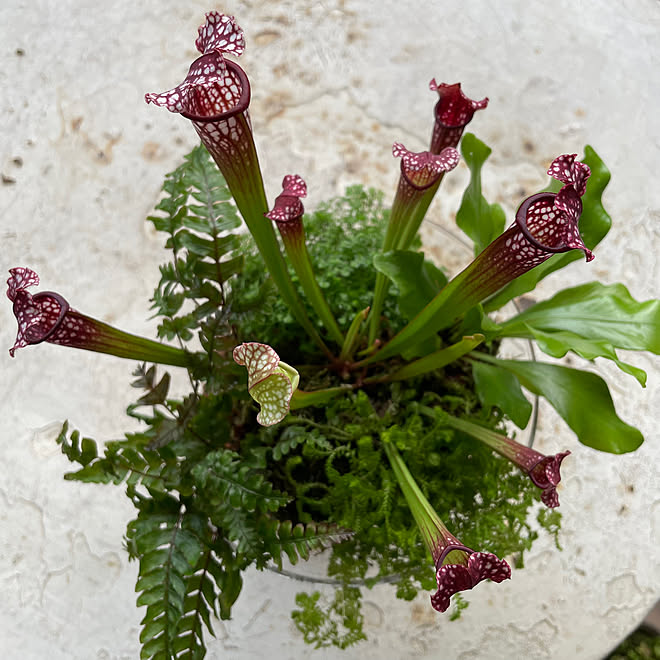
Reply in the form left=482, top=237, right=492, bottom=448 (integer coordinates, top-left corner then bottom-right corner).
left=268, top=384, right=546, bottom=613
left=292, top=588, right=367, bottom=649
left=55, top=146, right=561, bottom=659
left=234, top=185, right=406, bottom=359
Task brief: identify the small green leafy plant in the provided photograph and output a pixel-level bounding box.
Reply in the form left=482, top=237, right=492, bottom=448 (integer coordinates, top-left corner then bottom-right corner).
left=7, top=11, right=658, bottom=660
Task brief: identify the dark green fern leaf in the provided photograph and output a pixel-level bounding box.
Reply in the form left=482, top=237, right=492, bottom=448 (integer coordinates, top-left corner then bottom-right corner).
left=56, top=421, right=101, bottom=470
left=210, top=505, right=262, bottom=559
left=192, top=450, right=290, bottom=513
left=170, top=534, right=235, bottom=659
left=57, top=422, right=182, bottom=494
left=271, top=425, right=308, bottom=461
left=258, top=518, right=353, bottom=569
left=207, top=536, right=245, bottom=620
left=148, top=144, right=243, bottom=346
left=129, top=502, right=209, bottom=659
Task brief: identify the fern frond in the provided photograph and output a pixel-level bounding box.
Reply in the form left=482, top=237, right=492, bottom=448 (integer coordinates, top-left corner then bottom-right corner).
left=207, top=536, right=245, bottom=620
left=148, top=144, right=243, bottom=345
left=172, top=550, right=218, bottom=659
left=271, top=425, right=307, bottom=461
left=56, top=421, right=101, bottom=470
left=213, top=506, right=261, bottom=559
left=192, top=450, right=290, bottom=513
left=56, top=422, right=181, bottom=494
left=129, top=502, right=209, bottom=659
left=258, top=518, right=353, bottom=569
left=379, top=466, right=395, bottom=537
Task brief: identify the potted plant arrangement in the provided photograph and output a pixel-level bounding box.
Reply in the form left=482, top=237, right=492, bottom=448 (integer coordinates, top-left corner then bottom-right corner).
left=7, top=11, right=658, bottom=659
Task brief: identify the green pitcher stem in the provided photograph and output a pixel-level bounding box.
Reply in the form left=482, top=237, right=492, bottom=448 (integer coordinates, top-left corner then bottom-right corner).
left=370, top=334, right=484, bottom=383
left=339, top=307, right=369, bottom=362
left=382, top=439, right=449, bottom=550
left=369, top=167, right=449, bottom=346
left=441, top=414, right=501, bottom=448
left=367, top=274, right=388, bottom=346
left=439, top=413, right=527, bottom=466
left=370, top=176, right=444, bottom=347
left=233, top=182, right=332, bottom=357
left=368, top=192, right=416, bottom=345
left=282, top=234, right=344, bottom=347
left=290, top=385, right=351, bottom=410
left=395, top=179, right=441, bottom=250
left=77, top=316, right=190, bottom=367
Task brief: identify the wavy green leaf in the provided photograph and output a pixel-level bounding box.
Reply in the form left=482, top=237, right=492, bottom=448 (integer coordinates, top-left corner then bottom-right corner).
left=497, top=282, right=660, bottom=354
left=474, top=356, right=643, bottom=453
left=471, top=360, right=533, bottom=428
left=525, top=326, right=647, bottom=386
left=373, top=249, right=447, bottom=320
left=455, top=133, right=506, bottom=254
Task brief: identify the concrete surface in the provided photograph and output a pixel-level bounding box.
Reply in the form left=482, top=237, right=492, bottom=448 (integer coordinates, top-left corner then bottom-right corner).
left=1, top=1, right=658, bottom=659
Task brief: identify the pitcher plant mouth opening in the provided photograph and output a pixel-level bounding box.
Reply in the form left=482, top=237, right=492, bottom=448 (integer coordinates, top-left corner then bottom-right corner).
left=429, top=80, right=489, bottom=153
left=431, top=549, right=511, bottom=613
left=145, top=53, right=256, bottom=182
left=436, top=544, right=472, bottom=568
left=430, top=80, right=489, bottom=130
left=14, top=290, right=70, bottom=350
left=516, top=191, right=594, bottom=259
left=393, top=142, right=460, bottom=191
left=179, top=58, right=251, bottom=123
left=145, top=10, right=250, bottom=125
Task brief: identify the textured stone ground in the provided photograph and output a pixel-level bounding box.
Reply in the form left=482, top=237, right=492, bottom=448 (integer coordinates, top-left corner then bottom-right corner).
left=1, top=1, right=658, bottom=658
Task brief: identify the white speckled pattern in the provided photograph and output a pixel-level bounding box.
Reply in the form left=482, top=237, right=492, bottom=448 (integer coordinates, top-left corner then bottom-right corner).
left=1, top=1, right=658, bottom=658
